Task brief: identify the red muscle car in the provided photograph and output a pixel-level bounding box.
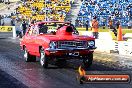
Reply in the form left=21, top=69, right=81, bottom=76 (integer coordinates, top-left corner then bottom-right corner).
left=20, top=21, right=96, bottom=68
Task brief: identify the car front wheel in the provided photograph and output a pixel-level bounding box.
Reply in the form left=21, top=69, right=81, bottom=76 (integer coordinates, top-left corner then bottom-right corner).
left=40, top=48, right=48, bottom=68
left=83, top=53, right=93, bottom=69
left=24, top=47, right=36, bottom=62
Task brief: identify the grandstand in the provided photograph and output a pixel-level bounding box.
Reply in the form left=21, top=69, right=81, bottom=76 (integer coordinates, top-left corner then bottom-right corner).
left=1, top=0, right=131, bottom=28
left=16, top=0, right=71, bottom=22
left=76, top=0, right=132, bottom=27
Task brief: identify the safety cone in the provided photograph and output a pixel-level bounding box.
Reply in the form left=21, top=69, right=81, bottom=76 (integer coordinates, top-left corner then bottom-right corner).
left=117, top=25, right=123, bottom=41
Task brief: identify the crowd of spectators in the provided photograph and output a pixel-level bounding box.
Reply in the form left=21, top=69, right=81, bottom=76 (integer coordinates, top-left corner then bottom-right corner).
left=0, top=14, right=14, bottom=26
left=0, top=0, right=73, bottom=37
left=16, top=0, right=72, bottom=22
left=76, top=0, right=132, bottom=28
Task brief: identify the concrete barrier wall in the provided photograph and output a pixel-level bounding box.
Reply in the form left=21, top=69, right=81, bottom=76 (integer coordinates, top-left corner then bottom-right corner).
left=95, top=39, right=115, bottom=53
left=0, top=26, right=16, bottom=38
left=79, top=31, right=114, bottom=52
left=79, top=31, right=132, bottom=56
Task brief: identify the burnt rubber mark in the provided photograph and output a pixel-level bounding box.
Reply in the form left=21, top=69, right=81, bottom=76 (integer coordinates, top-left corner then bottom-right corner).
left=0, top=69, right=28, bottom=88
left=0, top=38, right=7, bottom=39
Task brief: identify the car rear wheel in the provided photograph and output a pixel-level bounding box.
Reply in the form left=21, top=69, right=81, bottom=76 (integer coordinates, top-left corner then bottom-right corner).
left=40, top=48, right=48, bottom=68
left=24, top=47, right=36, bottom=62
left=83, top=53, right=93, bottom=69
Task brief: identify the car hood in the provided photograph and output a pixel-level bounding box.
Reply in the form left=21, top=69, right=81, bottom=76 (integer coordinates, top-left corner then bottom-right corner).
left=39, top=34, right=95, bottom=41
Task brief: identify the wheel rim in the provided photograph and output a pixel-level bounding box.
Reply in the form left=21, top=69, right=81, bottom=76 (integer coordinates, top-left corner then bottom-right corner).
left=24, top=49, right=28, bottom=59
left=40, top=50, right=45, bottom=66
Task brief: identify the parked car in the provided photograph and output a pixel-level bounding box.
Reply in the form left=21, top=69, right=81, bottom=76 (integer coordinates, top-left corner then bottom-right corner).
left=20, top=21, right=96, bottom=68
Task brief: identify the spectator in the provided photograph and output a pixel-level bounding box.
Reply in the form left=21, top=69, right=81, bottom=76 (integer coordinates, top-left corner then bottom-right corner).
left=85, top=20, right=89, bottom=31
left=91, top=16, right=99, bottom=39
left=127, top=20, right=132, bottom=29
left=116, top=20, right=120, bottom=29
left=109, top=18, right=117, bottom=36
left=1, top=16, right=4, bottom=26
left=11, top=18, right=15, bottom=26
left=89, top=20, right=92, bottom=30
left=59, top=15, right=64, bottom=21
left=15, top=20, right=22, bottom=38
left=108, top=18, right=113, bottom=29
left=21, top=20, right=28, bottom=36
left=75, top=19, right=79, bottom=27
left=102, top=17, right=106, bottom=29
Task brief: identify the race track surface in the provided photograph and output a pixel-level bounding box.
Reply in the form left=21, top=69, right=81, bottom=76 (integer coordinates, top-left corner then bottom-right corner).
left=0, top=38, right=131, bottom=88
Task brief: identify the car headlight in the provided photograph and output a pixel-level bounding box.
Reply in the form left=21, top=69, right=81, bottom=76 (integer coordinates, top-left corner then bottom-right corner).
left=49, top=41, right=57, bottom=49
left=88, top=41, right=95, bottom=47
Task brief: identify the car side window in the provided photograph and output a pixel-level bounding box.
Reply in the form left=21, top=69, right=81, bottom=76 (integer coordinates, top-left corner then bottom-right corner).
left=28, top=26, right=34, bottom=35
left=33, top=25, right=39, bottom=35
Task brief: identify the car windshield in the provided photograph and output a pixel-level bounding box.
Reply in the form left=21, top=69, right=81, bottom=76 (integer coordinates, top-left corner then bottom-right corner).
left=38, top=24, right=48, bottom=34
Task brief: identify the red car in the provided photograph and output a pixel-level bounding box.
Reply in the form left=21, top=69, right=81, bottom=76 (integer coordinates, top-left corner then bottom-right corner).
left=20, top=21, right=96, bottom=68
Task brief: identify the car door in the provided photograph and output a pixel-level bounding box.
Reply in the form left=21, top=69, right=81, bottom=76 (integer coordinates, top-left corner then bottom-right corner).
left=25, top=25, right=36, bottom=53
left=30, top=25, right=39, bottom=55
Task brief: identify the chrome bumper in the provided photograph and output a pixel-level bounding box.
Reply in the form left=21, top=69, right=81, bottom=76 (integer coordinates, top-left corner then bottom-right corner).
left=45, top=47, right=97, bottom=51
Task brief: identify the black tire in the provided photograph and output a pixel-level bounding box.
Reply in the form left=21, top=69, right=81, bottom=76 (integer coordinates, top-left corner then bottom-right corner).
left=83, top=53, right=93, bottom=69
left=24, top=47, right=36, bottom=62
left=40, top=48, right=48, bottom=68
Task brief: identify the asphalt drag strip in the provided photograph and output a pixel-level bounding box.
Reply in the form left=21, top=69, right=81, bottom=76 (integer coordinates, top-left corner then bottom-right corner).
left=0, top=69, right=28, bottom=88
